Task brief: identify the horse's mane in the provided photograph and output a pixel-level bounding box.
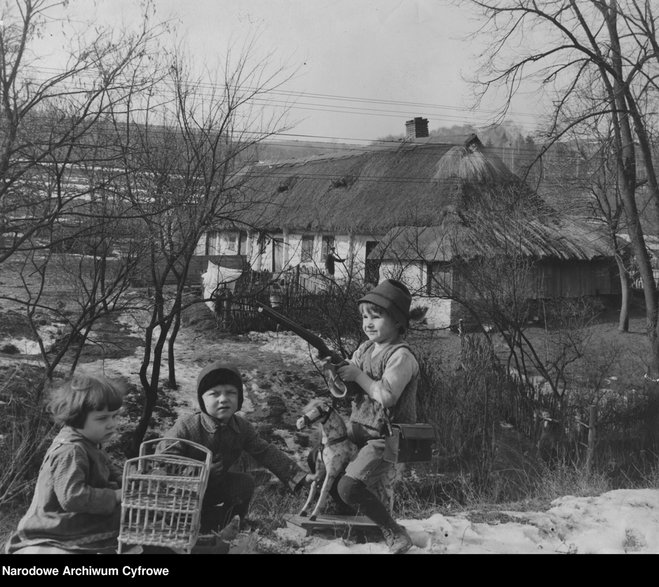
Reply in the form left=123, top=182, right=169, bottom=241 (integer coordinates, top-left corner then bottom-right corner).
left=301, top=397, right=327, bottom=413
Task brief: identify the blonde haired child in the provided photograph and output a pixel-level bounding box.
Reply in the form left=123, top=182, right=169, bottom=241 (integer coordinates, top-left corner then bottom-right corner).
left=4, top=372, right=125, bottom=554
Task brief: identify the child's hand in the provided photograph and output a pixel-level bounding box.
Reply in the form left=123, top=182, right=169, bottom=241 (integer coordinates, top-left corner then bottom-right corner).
left=321, top=358, right=349, bottom=398
left=336, top=362, right=362, bottom=382
left=320, top=358, right=337, bottom=378
left=304, top=473, right=317, bottom=484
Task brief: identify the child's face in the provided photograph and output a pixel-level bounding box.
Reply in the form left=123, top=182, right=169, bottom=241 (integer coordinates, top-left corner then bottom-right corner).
left=360, top=304, right=400, bottom=345
left=77, top=407, right=121, bottom=445
left=202, top=384, right=240, bottom=423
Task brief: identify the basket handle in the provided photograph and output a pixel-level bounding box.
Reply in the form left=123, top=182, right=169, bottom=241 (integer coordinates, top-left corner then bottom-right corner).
left=140, top=438, right=213, bottom=469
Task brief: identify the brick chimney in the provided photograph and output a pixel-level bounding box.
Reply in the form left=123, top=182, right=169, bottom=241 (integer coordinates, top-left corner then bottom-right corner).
left=405, top=117, right=429, bottom=140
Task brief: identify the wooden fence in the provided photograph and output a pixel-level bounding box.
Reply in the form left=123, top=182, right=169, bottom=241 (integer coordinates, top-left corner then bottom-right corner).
left=211, top=265, right=336, bottom=333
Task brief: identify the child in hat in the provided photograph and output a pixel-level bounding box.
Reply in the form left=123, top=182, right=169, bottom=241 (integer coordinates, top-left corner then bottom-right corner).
left=162, top=361, right=313, bottom=541
left=332, top=279, right=419, bottom=554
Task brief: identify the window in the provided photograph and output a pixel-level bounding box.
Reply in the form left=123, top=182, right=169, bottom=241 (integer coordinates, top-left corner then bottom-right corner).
left=322, top=235, right=335, bottom=258
left=225, top=232, right=239, bottom=253
left=239, top=231, right=248, bottom=255
left=272, top=237, right=284, bottom=272
left=427, top=262, right=452, bottom=295
left=257, top=232, right=268, bottom=255
left=365, top=240, right=380, bottom=286
left=301, top=234, right=315, bottom=263
left=195, top=235, right=206, bottom=256
left=206, top=231, right=220, bottom=255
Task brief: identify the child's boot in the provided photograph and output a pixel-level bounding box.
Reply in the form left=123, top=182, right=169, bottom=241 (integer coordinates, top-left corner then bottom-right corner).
left=381, top=523, right=413, bottom=554
left=217, top=514, right=241, bottom=542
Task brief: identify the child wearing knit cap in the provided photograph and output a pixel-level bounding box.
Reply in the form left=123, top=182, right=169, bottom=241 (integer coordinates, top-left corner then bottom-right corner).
left=332, top=279, right=420, bottom=554
left=161, top=362, right=312, bottom=541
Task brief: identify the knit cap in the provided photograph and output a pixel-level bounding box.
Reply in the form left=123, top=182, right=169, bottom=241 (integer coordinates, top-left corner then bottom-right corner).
left=358, top=279, right=412, bottom=328
left=196, top=361, right=244, bottom=413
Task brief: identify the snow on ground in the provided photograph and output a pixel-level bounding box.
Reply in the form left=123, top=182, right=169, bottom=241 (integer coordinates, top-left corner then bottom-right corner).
left=2, top=324, right=60, bottom=355
left=277, top=488, right=659, bottom=554
left=246, top=331, right=318, bottom=365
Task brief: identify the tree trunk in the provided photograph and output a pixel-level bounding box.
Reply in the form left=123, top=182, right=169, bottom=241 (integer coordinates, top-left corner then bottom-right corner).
left=130, top=302, right=169, bottom=457
left=601, top=4, right=659, bottom=377
left=614, top=254, right=630, bottom=332
left=168, top=310, right=181, bottom=389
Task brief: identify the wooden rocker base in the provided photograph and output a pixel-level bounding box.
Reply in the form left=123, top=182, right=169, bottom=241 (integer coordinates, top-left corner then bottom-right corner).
left=284, top=514, right=383, bottom=540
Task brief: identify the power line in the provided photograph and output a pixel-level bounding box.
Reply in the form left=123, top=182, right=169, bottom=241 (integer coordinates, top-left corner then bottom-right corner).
left=23, top=66, right=546, bottom=131
left=7, top=120, right=612, bottom=165
left=12, top=129, right=603, bottom=164
left=29, top=64, right=543, bottom=119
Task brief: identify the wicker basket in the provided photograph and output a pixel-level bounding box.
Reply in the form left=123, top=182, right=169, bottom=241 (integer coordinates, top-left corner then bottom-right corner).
left=117, top=438, right=212, bottom=554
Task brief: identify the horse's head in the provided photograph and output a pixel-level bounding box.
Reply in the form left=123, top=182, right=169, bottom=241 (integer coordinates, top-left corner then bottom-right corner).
left=296, top=398, right=333, bottom=431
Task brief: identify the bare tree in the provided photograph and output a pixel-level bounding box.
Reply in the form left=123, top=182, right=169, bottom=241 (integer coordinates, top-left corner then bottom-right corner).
left=575, top=129, right=635, bottom=332
left=0, top=0, right=167, bottom=503
left=109, top=42, right=295, bottom=455
left=0, top=1, right=166, bottom=388
left=0, top=1, right=165, bottom=257
left=466, top=0, right=659, bottom=377
left=539, top=115, right=635, bottom=331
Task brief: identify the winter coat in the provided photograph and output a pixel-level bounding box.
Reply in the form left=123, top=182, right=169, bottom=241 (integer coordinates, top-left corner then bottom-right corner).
left=163, top=411, right=306, bottom=491
left=4, top=426, right=122, bottom=554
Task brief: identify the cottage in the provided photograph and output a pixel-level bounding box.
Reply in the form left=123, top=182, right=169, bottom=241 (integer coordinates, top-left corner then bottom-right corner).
left=197, top=120, right=619, bottom=327
left=196, top=118, right=470, bottom=283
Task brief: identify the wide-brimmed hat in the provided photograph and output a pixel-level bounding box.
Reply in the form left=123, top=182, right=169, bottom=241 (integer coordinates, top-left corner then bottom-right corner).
left=358, top=279, right=412, bottom=327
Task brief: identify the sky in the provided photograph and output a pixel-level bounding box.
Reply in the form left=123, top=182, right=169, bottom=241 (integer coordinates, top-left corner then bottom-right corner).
left=32, top=0, right=549, bottom=144
left=4, top=317, right=659, bottom=556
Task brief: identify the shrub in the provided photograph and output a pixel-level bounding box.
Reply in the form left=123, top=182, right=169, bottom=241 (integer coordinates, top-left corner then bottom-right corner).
left=0, top=344, right=20, bottom=355
left=414, top=331, right=526, bottom=481
left=0, top=365, right=55, bottom=508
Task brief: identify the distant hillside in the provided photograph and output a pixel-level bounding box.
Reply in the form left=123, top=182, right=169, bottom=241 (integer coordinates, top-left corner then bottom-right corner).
left=249, top=122, right=533, bottom=164
left=377, top=121, right=530, bottom=148
left=245, top=140, right=375, bottom=163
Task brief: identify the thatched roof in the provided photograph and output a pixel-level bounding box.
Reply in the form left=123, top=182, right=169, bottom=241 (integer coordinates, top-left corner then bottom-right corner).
left=433, top=135, right=517, bottom=184
left=226, top=133, right=612, bottom=264
left=230, top=135, right=541, bottom=234
left=370, top=214, right=613, bottom=262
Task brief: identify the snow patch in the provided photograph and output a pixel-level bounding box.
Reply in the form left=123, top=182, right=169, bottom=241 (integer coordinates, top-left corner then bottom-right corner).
left=1, top=323, right=60, bottom=355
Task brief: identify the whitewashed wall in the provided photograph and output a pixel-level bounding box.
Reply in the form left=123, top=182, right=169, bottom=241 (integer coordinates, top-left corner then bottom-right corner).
left=379, top=260, right=453, bottom=329
left=195, top=229, right=455, bottom=327
left=195, top=231, right=245, bottom=257
left=196, top=229, right=380, bottom=280
left=419, top=297, right=452, bottom=329
left=194, top=233, right=207, bottom=255
left=196, top=230, right=265, bottom=269
left=285, top=233, right=319, bottom=270
left=338, top=234, right=376, bottom=280
left=380, top=261, right=425, bottom=291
